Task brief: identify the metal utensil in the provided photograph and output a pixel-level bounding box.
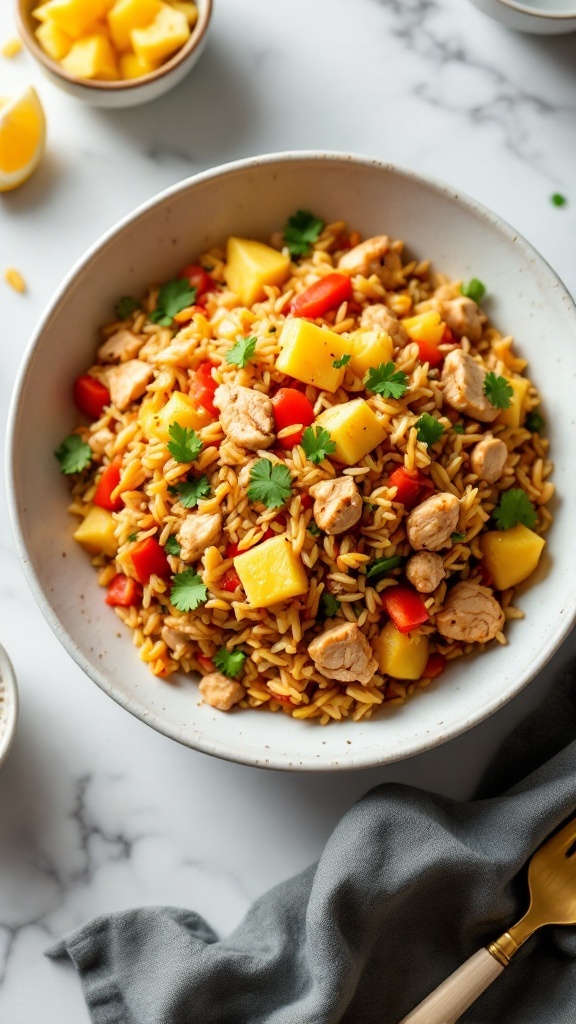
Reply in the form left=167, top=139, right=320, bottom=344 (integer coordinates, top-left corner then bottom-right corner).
left=400, top=813, right=576, bottom=1024
left=0, top=642, right=18, bottom=768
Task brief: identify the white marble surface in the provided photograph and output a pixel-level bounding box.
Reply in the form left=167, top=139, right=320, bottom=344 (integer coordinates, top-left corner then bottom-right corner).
left=1, top=0, right=576, bottom=1018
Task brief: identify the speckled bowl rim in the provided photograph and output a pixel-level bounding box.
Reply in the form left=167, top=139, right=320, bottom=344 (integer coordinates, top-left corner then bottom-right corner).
left=0, top=643, right=18, bottom=769
left=7, top=152, right=576, bottom=771
left=15, top=0, right=213, bottom=92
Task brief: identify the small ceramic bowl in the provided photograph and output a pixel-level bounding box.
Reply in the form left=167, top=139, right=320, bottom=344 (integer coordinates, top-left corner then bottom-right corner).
left=15, top=0, right=212, bottom=108
left=469, top=0, right=576, bottom=34
left=0, top=643, right=18, bottom=769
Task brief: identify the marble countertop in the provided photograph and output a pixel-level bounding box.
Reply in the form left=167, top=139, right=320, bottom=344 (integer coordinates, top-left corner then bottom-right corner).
left=1, top=0, right=576, bottom=1018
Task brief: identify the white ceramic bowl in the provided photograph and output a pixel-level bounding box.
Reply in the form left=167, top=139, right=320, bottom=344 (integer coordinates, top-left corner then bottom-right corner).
left=7, top=153, right=576, bottom=770
left=16, top=0, right=212, bottom=108
left=469, top=0, right=576, bottom=34
left=0, top=643, right=18, bottom=769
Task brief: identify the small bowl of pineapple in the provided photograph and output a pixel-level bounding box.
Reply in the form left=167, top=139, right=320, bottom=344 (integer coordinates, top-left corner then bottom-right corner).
left=16, top=0, right=212, bottom=107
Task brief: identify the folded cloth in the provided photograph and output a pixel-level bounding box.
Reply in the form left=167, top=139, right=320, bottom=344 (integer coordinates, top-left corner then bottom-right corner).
left=49, top=668, right=576, bottom=1024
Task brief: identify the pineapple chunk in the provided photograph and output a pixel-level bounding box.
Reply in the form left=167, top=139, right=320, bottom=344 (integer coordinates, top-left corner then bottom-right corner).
left=74, top=506, right=118, bottom=557
left=131, top=3, right=190, bottom=66
left=119, top=51, right=158, bottom=77
left=276, top=318, right=351, bottom=393
left=348, top=328, right=393, bottom=379
left=61, top=33, right=118, bottom=78
left=497, top=376, right=530, bottom=429
left=169, top=0, right=197, bottom=24
left=234, top=535, right=308, bottom=609
left=401, top=310, right=445, bottom=345
left=37, top=0, right=107, bottom=38
left=315, top=399, right=386, bottom=465
left=107, top=0, right=162, bottom=51
left=224, top=237, right=291, bottom=307
left=153, top=391, right=212, bottom=442
left=35, top=20, right=73, bottom=59
left=480, top=523, right=545, bottom=591
left=373, top=621, right=429, bottom=680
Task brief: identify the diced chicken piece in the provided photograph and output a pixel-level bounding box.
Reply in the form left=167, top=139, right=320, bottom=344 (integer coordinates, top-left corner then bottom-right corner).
left=105, top=360, right=154, bottom=412
left=309, top=476, right=362, bottom=535
left=213, top=384, right=275, bottom=451
left=97, top=330, right=143, bottom=364
left=406, top=551, right=446, bottom=593
left=440, top=295, right=486, bottom=342
left=435, top=581, right=505, bottom=643
left=337, top=234, right=397, bottom=283
left=470, top=434, right=508, bottom=484
left=441, top=350, right=499, bottom=424
left=407, top=492, right=460, bottom=552
left=161, top=626, right=190, bottom=652
left=199, top=671, right=245, bottom=711
left=177, top=511, right=222, bottom=563
left=360, top=303, right=410, bottom=348
left=88, top=427, right=114, bottom=455
left=308, top=621, right=378, bottom=685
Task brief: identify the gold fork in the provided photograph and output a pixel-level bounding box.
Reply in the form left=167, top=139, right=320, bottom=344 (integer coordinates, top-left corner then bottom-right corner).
left=400, top=813, right=576, bottom=1024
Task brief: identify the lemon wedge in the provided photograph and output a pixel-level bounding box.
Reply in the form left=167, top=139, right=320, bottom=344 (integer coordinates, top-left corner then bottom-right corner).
left=0, top=86, right=46, bottom=192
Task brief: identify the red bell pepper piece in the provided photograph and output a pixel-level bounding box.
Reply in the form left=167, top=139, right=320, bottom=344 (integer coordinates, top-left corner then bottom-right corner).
left=271, top=388, right=315, bottom=448
left=105, top=574, right=142, bottom=607
left=220, top=569, right=242, bottom=592
left=290, top=272, right=353, bottom=319
left=442, top=325, right=455, bottom=345
left=73, top=374, right=110, bottom=421
left=93, top=461, right=123, bottom=512
left=423, top=652, right=446, bottom=679
left=388, top=467, right=434, bottom=510
left=415, top=338, right=444, bottom=370
left=178, top=263, right=214, bottom=298
left=300, top=493, right=313, bottom=509
left=227, top=541, right=241, bottom=559
left=130, top=537, right=171, bottom=584
left=270, top=691, right=294, bottom=705
left=197, top=653, right=215, bottom=673
left=189, top=361, right=218, bottom=417
left=381, top=586, right=429, bottom=634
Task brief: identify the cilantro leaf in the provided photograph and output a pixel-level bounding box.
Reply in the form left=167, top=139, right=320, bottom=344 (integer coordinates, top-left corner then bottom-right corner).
left=226, top=335, right=257, bottom=368
left=164, top=535, right=182, bottom=556
left=366, top=555, right=403, bottom=581
left=526, top=410, right=544, bottom=433
left=332, top=353, right=351, bottom=369
left=115, top=296, right=140, bottom=320
left=461, top=278, right=486, bottom=303
left=167, top=423, right=203, bottom=463
left=452, top=422, right=465, bottom=434
left=320, top=592, right=340, bottom=618
left=365, top=362, right=409, bottom=400
left=55, top=434, right=92, bottom=474
left=169, top=570, right=208, bottom=612
left=150, top=279, right=197, bottom=327
left=551, top=193, right=567, bottom=207
left=171, top=475, right=210, bottom=508
left=301, top=425, right=336, bottom=465
left=493, top=489, right=537, bottom=531
left=283, top=209, right=325, bottom=259
left=213, top=647, right=247, bottom=679
left=308, top=521, right=321, bottom=537
left=128, top=532, right=139, bottom=542
left=416, top=413, right=445, bottom=446
left=483, top=372, right=513, bottom=410
left=451, top=532, right=466, bottom=543
left=247, top=459, right=293, bottom=508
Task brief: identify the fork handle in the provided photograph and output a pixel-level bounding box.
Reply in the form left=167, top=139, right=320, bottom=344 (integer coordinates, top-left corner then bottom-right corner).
left=398, top=948, right=504, bottom=1024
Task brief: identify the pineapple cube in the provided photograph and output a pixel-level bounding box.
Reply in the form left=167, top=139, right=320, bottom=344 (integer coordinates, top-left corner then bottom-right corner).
left=234, top=535, right=308, bottom=609
left=401, top=310, right=445, bottom=345
left=373, top=621, right=429, bottom=680
left=32, top=1, right=59, bottom=21
left=35, top=20, right=73, bottom=59
left=37, top=0, right=107, bottom=38
left=61, top=33, right=118, bottom=78
left=497, top=376, right=530, bottom=429
left=74, top=506, right=118, bottom=557
left=348, top=328, right=393, bottom=379
left=108, top=0, right=162, bottom=51
left=154, top=391, right=212, bottom=441
left=131, top=3, right=190, bottom=66
left=480, top=523, right=545, bottom=591
left=224, top=237, right=291, bottom=307
left=276, top=318, right=351, bottom=393
left=315, top=399, right=386, bottom=465
left=119, top=51, right=158, bottom=77
left=169, top=0, right=197, bottom=25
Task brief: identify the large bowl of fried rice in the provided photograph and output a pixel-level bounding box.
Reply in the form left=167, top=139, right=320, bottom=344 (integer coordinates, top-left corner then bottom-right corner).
left=7, top=153, right=576, bottom=770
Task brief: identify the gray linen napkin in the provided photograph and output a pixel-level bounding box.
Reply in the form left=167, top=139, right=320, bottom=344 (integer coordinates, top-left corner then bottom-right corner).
left=48, top=669, right=576, bottom=1024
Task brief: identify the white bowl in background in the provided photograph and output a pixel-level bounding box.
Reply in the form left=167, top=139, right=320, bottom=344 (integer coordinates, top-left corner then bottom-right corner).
left=0, top=644, right=18, bottom=769
left=7, top=153, right=576, bottom=770
left=469, top=0, right=576, bottom=34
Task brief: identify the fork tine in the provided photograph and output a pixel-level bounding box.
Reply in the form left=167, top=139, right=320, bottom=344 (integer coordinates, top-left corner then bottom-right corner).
left=540, top=815, right=576, bottom=858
